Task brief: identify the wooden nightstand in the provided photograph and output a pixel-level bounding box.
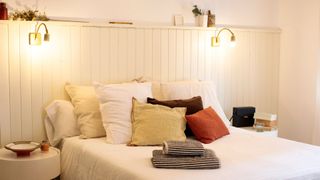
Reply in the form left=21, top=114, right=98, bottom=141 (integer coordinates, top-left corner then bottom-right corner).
left=0, top=147, right=60, bottom=180
left=240, top=126, right=278, bottom=137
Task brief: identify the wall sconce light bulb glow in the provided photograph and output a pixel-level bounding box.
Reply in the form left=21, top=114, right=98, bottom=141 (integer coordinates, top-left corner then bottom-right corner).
left=211, top=37, right=220, bottom=47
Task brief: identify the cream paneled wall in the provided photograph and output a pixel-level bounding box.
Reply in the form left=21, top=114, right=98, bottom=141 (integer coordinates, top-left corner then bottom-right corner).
left=0, top=21, right=280, bottom=146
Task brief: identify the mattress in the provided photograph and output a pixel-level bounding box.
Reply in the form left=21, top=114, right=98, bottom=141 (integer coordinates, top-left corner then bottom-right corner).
left=61, top=127, right=320, bottom=180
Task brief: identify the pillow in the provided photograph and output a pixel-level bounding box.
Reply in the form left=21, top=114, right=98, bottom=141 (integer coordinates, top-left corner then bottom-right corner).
left=160, top=81, right=229, bottom=126
left=147, top=96, right=203, bottom=136
left=65, top=85, right=106, bottom=138
left=44, top=100, right=80, bottom=146
left=94, top=82, right=153, bottom=144
left=131, top=99, right=187, bottom=146
left=185, top=107, right=230, bottom=144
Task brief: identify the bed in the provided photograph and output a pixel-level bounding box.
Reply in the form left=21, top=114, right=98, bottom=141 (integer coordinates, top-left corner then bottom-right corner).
left=60, top=127, right=320, bottom=180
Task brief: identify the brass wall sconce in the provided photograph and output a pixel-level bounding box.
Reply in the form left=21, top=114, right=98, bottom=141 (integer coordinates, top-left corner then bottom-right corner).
left=29, top=23, right=50, bottom=46
left=211, top=28, right=236, bottom=47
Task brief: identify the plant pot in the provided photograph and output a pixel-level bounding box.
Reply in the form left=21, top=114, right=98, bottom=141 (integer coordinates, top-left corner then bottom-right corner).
left=196, top=15, right=208, bottom=27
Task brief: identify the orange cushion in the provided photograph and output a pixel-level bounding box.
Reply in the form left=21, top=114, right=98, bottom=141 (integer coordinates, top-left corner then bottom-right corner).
left=185, top=107, right=230, bottom=144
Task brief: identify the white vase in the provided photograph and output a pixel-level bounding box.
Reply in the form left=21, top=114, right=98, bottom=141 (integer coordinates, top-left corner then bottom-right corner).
left=197, top=15, right=208, bottom=27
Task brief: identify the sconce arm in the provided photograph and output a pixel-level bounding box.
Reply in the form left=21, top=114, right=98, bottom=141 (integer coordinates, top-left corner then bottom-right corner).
left=216, top=28, right=235, bottom=38
left=35, top=23, right=49, bottom=34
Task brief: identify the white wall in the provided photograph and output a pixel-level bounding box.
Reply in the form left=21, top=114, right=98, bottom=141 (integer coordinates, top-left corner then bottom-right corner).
left=278, top=0, right=320, bottom=144
left=3, top=0, right=279, bottom=27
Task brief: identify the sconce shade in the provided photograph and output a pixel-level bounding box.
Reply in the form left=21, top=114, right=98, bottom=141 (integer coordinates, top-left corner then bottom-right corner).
left=44, top=33, right=50, bottom=42
left=231, top=35, right=236, bottom=42
left=29, top=33, right=42, bottom=46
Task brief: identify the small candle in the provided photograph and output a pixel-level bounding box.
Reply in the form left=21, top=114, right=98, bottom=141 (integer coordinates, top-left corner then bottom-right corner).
left=41, top=140, right=50, bottom=152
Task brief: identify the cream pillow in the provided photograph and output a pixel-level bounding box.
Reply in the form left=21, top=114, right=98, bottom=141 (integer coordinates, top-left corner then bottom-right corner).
left=160, top=81, right=230, bottom=126
left=45, top=100, right=80, bottom=146
left=65, top=85, right=105, bottom=138
left=94, top=82, right=153, bottom=144
left=131, top=99, right=186, bottom=146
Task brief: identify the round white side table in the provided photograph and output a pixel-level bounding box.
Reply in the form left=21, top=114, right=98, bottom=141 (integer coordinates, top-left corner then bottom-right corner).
left=0, top=147, right=60, bottom=180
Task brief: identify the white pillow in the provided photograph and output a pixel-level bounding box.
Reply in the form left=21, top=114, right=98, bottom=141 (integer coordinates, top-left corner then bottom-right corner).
left=94, top=82, right=153, bottom=144
left=45, top=100, right=80, bottom=146
left=160, top=81, right=230, bottom=126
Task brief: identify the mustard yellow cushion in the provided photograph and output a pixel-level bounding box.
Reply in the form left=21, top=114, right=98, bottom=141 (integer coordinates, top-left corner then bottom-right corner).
left=65, top=85, right=106, bottom=138
left=131, top=99, right=187, bottom=146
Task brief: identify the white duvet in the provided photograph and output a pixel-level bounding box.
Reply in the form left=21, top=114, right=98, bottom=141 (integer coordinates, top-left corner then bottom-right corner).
left=61, top=127, right=320, bottom=180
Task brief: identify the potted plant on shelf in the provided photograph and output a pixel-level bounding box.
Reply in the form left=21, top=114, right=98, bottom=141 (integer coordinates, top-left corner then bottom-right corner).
left=192, top=5, right=207, bottom=27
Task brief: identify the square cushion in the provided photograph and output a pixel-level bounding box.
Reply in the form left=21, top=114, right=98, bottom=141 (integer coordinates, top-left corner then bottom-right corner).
left=65, top=85, right=105, bottom=138
left=185, top=107, right=230, bottom=144
left=94, top=82, right=153, bottom=144
left=147, top=96, right=203, bottom=136
left=131, top=99, right=187, bottom=146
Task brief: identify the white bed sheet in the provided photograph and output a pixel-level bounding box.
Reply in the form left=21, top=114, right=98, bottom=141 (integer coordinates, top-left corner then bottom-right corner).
left=61, top=127, right=320, bottom=180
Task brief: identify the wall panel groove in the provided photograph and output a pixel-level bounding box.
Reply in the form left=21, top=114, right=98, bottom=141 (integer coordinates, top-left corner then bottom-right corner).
left=0, top=22, right=280, bottom=145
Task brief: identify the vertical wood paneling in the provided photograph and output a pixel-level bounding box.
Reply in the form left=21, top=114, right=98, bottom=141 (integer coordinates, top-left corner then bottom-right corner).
left=109, top=28, right=119, bottom=82
left=20, top=24, right=33, bottom=141
left=183, top=30, right=191, bottom=80
left=0, top=24, right=11, bottom=145
left=168, top=30, right=176, bottom=81
left=160, top=29, right=169, bottom=82
left=144, top=29, right=153, bottom=79
left=127, top=29, right=136, bottom=80
left=70, top=27, right=81, bottom=84
left=80, top=27, right=91, bottom=84
left=175, top=30, right=184, bottom=80
left=204, top=30, right=213, bottom=80
left=31, top=46, right=44, bottom=142
left=135, top=29, right=145, bottom=78
left=0, top=22, right=281, bottom=145
left=198, top=31, right=205, bottom=80
left=152, top=29, right=161, bottom=81
left=118, top=28, right=128, bottom=82
left=91, top=28, right=101, bottom=82
left=100, top=28, right=110, bottom=83
left=190, top=30, right=199, bottom=80
left=8, top=23, right=21, bottom=141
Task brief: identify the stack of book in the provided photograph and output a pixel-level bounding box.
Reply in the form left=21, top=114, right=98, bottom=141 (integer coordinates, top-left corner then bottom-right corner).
left=253, top=113, right=277, bottom=131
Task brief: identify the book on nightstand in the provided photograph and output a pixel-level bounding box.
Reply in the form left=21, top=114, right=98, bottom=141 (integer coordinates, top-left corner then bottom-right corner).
left=253, top=112, right=278, bottom=131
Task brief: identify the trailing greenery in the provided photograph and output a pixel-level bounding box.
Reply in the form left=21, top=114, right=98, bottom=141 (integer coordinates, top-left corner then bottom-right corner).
left=10, top=9, right=49, bottom=21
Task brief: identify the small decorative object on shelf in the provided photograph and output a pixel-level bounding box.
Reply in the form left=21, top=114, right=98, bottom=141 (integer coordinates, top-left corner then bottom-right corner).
left=207, top=10, right=215, bottom=27
left=40, top=140, right=50, bottom=152
left=192, top=5, right=207, bottom=27
left=9, top=9, right=49, bottom=21
left=0, top=2, right=8, bottom=20
left=174, top=15, right=184, bottom=26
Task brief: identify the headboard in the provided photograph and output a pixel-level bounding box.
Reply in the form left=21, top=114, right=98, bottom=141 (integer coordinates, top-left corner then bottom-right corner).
left=0, top=21, right=280, bottom=145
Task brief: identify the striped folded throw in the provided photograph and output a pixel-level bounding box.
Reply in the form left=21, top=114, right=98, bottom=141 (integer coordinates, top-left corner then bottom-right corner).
left=152, top=149, right=220, bottom=169
left=163, top=140, right=204, bottom=156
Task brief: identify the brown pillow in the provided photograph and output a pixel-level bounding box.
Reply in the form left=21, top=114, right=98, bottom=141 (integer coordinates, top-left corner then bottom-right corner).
left=185, top=107, right=230, bottom=144
left=147, top=96, right=203, bottom=136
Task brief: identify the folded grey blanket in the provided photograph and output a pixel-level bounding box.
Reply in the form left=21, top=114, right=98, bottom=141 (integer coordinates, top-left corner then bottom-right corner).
left=152, top=149, right=220, bottom=169
left=163, top=140, right=204, bottom=156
